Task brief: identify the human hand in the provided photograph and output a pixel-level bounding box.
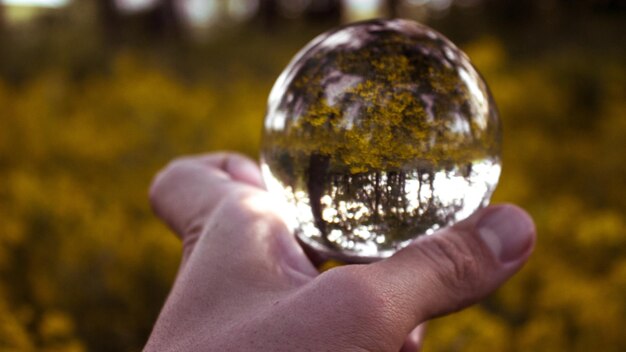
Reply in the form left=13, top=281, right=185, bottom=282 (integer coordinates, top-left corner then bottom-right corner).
left=145, top=152, right=535, bottom=352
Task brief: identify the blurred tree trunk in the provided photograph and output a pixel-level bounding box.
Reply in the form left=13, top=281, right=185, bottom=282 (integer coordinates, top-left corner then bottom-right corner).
left=0, top=4, right=4, bottom=67
left=96, top=0, right=122, bottom=47
left=95, top=0, right=183, bottom=47
left=0, top=4, right=4, bottom=35
left=483, top=0, right=538, bottom=22
left=388, top=0, right=400, bottom=18
left=305, top=0, right=341, bottom=24
left=151, top=0, right=182, bottom=42
left=256, top=0, right=279, bottom=30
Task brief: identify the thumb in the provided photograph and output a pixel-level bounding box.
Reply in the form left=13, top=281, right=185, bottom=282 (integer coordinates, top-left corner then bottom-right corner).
left=202, top=204, right=534, bottom=351
left=370, top=204, right=535, bottom=336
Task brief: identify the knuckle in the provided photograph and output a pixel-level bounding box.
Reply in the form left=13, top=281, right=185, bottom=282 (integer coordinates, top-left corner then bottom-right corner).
left=148, top=158, right=210, bottom=222
left=214, top=188, right=259, bottom=217
left=419, top=232, right=487, bottom=296
left=149, top=159, right=190, bottom=195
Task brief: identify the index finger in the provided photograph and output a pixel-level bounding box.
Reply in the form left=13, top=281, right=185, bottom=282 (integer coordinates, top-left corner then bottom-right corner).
left=149, top=153, right=263, bottom=242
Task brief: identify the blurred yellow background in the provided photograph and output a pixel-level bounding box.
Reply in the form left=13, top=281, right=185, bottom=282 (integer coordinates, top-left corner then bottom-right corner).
left=0, top=0, right=624, bottom=351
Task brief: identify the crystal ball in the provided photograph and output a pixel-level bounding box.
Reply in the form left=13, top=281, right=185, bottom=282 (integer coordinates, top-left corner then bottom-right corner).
left=261, top=19, right=501, bottom=263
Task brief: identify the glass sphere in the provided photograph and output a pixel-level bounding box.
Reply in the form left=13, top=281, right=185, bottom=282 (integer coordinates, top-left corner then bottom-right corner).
left=261, top=19, right=501, bottom=263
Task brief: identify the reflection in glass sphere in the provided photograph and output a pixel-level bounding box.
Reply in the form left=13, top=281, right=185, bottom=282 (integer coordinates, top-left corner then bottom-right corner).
left=261, top=19, right=502, bottom=262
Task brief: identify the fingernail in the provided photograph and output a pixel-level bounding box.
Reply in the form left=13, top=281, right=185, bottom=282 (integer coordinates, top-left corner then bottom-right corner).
left=477, top=206, right=534, bottom=263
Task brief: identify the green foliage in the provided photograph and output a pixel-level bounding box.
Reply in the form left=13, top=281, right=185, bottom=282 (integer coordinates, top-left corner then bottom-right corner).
left=0, top=7, right=624, bottom=352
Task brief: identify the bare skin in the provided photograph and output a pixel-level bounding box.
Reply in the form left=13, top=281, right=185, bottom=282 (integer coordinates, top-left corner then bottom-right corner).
left=145, top=152, right=535, bottom=352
